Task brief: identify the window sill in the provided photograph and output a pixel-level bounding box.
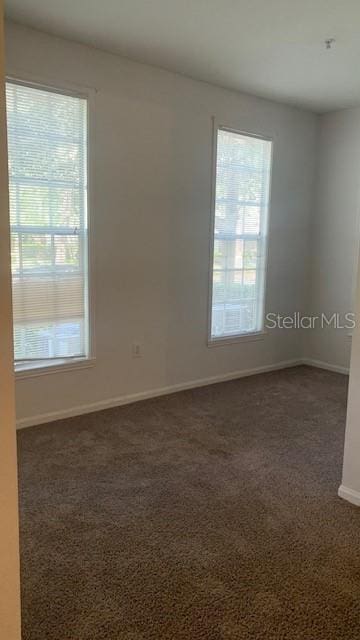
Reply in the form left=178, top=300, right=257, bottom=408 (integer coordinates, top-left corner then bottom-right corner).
left=208, top=330, right=267, bottom=347
left=15, top=357, right=95, bottom=380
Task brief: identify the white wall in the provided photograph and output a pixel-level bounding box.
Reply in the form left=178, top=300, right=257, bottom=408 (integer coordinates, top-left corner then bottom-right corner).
left=339, top=254, right=360, bottom=505
left=306, top=108, right=360, bottom=371
left=5, top=22, right=318, bottom=426
left=313, top=108, right=360, bottom=506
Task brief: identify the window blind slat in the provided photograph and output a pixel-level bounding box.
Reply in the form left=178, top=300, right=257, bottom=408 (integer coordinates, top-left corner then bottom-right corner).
left=6, top=82, right=88, bottom=362
left=211, top=129, right=272, bottom=339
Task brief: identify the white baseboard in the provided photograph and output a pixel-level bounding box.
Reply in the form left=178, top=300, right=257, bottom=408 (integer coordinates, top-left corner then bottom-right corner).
left=338, top=484, right=360, bottom=507
left=16, top=358, right=302, bottom=429
left=301, top=358, right=349, bottom=375
left=16, top=357, right=349, bottom=430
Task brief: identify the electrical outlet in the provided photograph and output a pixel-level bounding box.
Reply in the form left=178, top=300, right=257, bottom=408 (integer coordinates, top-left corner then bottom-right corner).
left=132, top=343, right=142, bottom=358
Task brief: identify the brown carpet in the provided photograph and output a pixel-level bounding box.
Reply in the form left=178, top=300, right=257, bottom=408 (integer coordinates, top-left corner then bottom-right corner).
left=17, top=365, right=360, bottom=640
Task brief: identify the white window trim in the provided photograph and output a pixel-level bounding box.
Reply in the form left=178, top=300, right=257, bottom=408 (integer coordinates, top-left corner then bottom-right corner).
left=207, top=118, right=273, bottom=347
left=15, top=357, right=96, bottom=380
left=6, top=71, right=97, bottom=378
left=208, top=331, right=267, bottom=348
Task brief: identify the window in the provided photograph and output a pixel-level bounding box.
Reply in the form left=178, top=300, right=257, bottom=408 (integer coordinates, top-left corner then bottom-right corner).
left=6, top=80, right=90, bottom=369
left=209, top=125, right=272, bottom=342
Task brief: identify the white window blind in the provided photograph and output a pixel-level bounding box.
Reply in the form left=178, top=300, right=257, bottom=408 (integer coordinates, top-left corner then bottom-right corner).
left=6, top=81, right=89, bottom=364
left=210, top=127, right=272, bottom=340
